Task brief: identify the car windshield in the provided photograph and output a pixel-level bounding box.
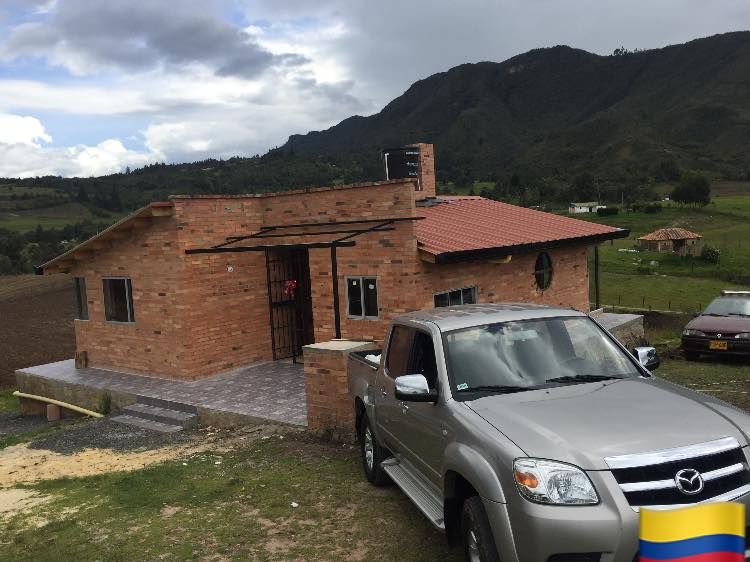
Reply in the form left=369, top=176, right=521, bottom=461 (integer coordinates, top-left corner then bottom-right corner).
left=444, top=316, right=641, bottom=395
left=703, top=297, right=750, bottom=317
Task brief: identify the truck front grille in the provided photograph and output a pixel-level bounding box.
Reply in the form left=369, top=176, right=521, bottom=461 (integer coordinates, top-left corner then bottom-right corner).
left=605, top=437, right=750, bottom=509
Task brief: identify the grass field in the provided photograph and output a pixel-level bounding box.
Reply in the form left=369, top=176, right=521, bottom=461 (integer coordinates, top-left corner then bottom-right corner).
left=0, top=434, right=462, bottom=562
left=587, top=191, right=750, bottom=311
left=0, top=202, right=114, bottom=232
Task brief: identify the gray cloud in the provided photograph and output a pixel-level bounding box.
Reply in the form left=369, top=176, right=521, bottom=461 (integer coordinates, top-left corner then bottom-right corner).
left=1, top=0, right=308, bottom=77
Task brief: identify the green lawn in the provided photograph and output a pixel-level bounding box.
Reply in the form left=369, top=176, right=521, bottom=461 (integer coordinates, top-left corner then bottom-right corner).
left=1, top=435, right=460, bottom=562
left=0, top=388, right=17, bottom=413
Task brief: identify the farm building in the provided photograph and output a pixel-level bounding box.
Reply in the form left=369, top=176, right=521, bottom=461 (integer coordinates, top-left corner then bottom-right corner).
left=638, top=227, right=703, bottom=256
left=569, top=202, right=606, bottom=214
left=36, top=144, right=628, bottom=381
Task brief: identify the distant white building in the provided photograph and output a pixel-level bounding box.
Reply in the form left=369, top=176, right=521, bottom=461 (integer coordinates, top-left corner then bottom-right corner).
left=569, top=202, right=606, bottom=214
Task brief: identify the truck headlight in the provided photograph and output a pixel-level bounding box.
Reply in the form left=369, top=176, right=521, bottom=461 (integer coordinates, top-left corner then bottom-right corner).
left=735, top=333, right=750, bottom=340
left=683, top=329, right=706, bottom=337
left=513, top=458, right=599, bottom=505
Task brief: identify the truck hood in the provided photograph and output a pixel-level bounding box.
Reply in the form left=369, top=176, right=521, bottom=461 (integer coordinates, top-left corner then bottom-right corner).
left=467, top=377, right=750, bottom=470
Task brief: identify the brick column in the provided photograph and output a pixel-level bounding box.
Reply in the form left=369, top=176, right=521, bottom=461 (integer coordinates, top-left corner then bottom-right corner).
left=303, top=340, right=379, bottom=442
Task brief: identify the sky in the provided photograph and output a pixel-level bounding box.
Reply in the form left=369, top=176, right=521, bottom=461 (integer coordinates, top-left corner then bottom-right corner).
left=0, top=1, right=748, bottom=178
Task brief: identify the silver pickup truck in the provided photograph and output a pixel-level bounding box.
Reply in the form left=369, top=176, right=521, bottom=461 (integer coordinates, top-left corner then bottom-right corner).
left=348, top=303, right=750, bottom=562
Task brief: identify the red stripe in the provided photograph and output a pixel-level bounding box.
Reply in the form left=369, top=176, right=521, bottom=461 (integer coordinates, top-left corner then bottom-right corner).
left=640, top=552, right=745, bottom=562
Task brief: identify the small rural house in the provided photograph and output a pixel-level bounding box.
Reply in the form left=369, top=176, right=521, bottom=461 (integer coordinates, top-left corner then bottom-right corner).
left=638, top=227, right=703, bottom=256
left=569, top=202, right=606, bottom=214
left=38, top=144, right=627, bottom=381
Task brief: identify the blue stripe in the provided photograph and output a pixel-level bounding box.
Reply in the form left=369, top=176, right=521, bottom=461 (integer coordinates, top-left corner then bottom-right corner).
left=639, top=534, right=745, bottom=559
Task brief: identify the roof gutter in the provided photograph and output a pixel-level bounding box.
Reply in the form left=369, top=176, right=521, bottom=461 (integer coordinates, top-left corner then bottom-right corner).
left=431, top=228, right=630, bottom=264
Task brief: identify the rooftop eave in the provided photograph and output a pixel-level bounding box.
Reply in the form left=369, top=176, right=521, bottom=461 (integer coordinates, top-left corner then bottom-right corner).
left=423, top=228, right=630, bottom=264
left=37, top=202, right=174, bottom=275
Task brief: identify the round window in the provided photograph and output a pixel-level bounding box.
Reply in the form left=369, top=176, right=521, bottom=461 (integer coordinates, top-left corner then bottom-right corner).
left=534, top=253, right=553, bottom=291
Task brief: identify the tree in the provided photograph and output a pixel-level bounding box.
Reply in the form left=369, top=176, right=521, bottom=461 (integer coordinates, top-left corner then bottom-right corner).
left=76, top=185, right=89, bottom=203
left=672, top=172, right=711, bottom=206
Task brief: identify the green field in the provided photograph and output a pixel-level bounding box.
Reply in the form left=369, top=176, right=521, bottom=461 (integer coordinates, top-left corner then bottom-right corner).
left=586, top=188, right=750, bottom=312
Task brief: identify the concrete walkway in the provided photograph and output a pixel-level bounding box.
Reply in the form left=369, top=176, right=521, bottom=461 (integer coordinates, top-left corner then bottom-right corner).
left=16, top=359, right=307, bottom=426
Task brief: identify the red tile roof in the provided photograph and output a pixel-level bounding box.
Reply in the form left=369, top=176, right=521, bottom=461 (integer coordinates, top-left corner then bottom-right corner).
left=638, top=227, right=702, bottom=241
left=416, top=197, right=627, bottom=261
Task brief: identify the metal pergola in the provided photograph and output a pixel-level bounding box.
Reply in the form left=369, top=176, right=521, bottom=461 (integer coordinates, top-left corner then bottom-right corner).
left=185, top=216, right=423, bottom=339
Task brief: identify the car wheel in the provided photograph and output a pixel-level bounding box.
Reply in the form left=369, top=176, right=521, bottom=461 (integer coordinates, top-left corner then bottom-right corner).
left=359, top=415, right=389, bottom=486
left=684, top=351, right=699, bottom=361
left=461, top=496, right=501, bottom=562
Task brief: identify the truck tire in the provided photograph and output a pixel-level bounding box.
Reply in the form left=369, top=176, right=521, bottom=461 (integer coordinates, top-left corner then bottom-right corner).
left=461, top=496, right=501, bottom=562
left=360, top=415, right=389, bottom=486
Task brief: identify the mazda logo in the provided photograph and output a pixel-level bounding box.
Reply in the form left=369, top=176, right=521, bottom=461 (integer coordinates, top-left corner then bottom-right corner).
left=717, top=333, right=723, bottom=339
left=674, top=468, right=704, bottom=495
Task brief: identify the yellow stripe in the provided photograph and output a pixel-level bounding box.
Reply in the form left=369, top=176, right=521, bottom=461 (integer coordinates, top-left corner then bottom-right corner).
left=640, top=503, right=745, bottom=543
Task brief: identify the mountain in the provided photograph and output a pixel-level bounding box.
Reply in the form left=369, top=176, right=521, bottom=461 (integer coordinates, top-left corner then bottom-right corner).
left=277, top=31, right=750, bottom=187
left=4, top=31, right=750, bottom=216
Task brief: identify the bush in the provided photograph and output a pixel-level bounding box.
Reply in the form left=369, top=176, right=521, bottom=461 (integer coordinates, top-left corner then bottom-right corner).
left=596, top=206, right=619, bottom=216
left=643, top=203, right=662, bottom=214
left=700, top=245, right=720, bottom=264
left=672, top=171, right=711, bottom=206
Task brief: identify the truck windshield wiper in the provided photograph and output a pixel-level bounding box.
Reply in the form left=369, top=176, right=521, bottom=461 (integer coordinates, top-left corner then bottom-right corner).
left=728, top=312, right=750, bottom=317
left=701, top=313, right=725, bottom=317
left=459, top=385, right=535, bottom=394
left=545, top=374, right=624, bottom=384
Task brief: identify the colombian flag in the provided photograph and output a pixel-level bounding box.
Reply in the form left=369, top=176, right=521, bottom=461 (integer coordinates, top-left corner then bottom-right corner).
left=639, top=502, right=745, bottom=561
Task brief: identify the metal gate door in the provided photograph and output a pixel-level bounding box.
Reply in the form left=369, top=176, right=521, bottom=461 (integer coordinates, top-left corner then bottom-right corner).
left=265, top=248, right=314, bottom=361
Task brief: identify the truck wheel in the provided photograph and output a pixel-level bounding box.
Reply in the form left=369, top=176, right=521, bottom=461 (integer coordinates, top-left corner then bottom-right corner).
left=360, top=415, right=389, bottom=486
left=461, top=496, right=500, bottom=562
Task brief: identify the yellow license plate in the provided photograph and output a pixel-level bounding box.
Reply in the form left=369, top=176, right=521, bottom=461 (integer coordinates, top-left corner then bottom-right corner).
left=709, top=340, right=728, bottom=350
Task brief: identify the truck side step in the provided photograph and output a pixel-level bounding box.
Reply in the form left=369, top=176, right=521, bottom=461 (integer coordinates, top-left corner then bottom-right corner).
left=381, top=458, right=445, bottom=531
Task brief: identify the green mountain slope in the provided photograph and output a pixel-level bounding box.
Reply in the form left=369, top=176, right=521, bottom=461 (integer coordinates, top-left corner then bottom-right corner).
left=279, top=31, right=750, bottom=184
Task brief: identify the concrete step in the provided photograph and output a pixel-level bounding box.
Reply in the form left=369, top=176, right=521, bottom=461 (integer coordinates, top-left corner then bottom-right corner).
left=135, top=395, right=197, bottom=414
left=110, top=414, right=184, bottom=433
left=122, top=403, right=198, bottom=429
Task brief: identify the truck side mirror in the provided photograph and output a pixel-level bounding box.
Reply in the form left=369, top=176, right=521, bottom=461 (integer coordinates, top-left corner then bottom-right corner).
left=394, top=375, right=438, bottom=403
left=633, top=346, right=660, bottom=371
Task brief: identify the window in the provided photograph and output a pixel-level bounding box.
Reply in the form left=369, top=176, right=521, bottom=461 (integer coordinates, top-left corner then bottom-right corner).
left=385, top=325, right=412, bottom=378
left=434, top=286, right=477, bottom=308
left=102, top=278, right=135, bottom=323
left=73, top=277, right=88, bottom=320
left=346, top=277, right=378, bottom=319
left=410, top=331, right=438, bottom=390
left=534, top=252, right=553, bottom=290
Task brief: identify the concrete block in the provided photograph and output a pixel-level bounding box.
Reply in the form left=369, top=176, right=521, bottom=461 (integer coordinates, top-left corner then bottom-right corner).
left=47, top=404, right=61, bottom=421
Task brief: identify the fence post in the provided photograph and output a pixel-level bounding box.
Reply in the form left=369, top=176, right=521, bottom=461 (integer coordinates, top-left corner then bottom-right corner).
left=642, top=296, right=645, bottom=307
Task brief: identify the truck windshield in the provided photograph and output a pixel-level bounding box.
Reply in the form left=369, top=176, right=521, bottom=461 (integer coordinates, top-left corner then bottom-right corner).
left=444, top=316, right=641, bottom=395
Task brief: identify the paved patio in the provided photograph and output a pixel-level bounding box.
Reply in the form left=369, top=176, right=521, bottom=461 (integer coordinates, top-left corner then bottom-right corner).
left=16, top=359, right=307, bottom=426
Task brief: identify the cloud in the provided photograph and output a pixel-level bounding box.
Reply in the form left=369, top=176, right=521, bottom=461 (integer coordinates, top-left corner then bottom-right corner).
left=0, top=0, right=307, bottom=78
left=0, top=113, right=52, bottom=145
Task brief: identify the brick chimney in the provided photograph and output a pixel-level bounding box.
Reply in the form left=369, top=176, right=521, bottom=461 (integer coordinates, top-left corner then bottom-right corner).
left=408, top=143, right=436, bottom=198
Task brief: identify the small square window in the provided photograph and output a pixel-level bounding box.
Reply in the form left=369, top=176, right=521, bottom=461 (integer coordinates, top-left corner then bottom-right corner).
left=434, top=286, right=477, bottom=308
left=103, top=278, right=135, bottom=323
left=346, top=276, right=378, bottom=319
left=73, top=277, right=88, bottom=320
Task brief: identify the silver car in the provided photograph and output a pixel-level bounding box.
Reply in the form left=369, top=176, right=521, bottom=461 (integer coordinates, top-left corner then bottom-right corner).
left=349, top=304, right=750, bottom=562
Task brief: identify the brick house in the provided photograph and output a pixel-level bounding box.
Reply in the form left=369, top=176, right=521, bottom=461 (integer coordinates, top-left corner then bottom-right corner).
left=638, top=227, right=703, bottom=256
left=38, top=144, right=627, bottom=380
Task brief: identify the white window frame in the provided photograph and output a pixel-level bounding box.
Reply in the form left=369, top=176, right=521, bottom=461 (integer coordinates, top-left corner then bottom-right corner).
left=102, top=276, right=135, bottom=324
left=433, top=286, right=477, bottom=308
left=345, top=276, right=379, bottom=320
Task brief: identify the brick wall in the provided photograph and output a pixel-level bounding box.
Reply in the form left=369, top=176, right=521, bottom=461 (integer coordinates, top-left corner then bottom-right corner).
left=70, top=216, right=188, bottom=378
left=303, top=340, right=378, bottom=440
left=414, top=245, right=591, bottom=312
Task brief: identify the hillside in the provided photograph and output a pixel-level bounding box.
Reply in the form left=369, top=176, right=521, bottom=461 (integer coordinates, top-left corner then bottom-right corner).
left=2, top=31, right=750, bottom=221
left=279, top=32, right=750, bottom=187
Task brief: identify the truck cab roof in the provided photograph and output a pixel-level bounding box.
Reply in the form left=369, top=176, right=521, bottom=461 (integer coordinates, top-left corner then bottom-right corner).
left=396, top=303, right=587, bottom=332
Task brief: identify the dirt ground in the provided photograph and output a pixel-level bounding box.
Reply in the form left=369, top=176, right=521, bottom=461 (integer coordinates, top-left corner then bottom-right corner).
left=0, top=274, right=75, bottom=387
